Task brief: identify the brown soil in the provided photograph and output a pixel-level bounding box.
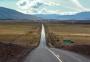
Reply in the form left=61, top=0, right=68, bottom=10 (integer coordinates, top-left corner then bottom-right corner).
left=0, top=42, right=34, bottom=62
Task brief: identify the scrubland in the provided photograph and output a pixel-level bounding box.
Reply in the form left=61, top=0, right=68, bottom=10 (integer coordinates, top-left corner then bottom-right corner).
left=0, top=22, right=41, bottom=62
left=45, top=23, right=90, bottom=56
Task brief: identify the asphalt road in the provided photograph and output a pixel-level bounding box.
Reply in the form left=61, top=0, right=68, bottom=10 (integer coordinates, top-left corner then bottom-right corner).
left=24, top=24, right=90, bottom=62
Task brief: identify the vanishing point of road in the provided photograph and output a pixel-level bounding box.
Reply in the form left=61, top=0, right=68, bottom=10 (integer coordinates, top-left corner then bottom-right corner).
left=24, top=24, right=90, bottom=62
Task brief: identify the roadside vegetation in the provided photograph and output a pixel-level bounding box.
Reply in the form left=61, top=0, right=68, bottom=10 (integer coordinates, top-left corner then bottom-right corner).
left=45, top=23, right=90, bottom=57
left=0, top=22, right=41, bottom=62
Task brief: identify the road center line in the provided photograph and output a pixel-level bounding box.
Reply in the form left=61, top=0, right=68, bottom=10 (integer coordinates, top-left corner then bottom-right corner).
left=47, top=48, right=63, bottom=62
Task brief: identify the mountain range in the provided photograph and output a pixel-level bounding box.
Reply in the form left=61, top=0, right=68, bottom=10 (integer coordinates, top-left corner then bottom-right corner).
left=35, top=12, right=90, bottom=20
left=0, top=7, right=90, bottom=22
left=0, top=7, right=38, bottom=20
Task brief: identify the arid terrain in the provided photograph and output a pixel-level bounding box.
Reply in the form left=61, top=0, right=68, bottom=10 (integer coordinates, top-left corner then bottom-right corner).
left=45, top=23, right=90, bottom=57
left=0, top=22, right=41, bottom=62
left=0, top=21, right=90, bottom=62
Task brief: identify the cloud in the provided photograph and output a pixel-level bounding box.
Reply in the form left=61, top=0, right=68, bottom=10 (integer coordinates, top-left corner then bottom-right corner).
left=70, top=0, right=90, bottom=11
left=17, top=0, right=46, bottom=8
left=37, top=8, right=78, bottom=15
left=17, top=0, right=47, bottom=13
left=16, top=0, right=90, bottom=14
left=17, top=0, right=61, bottom=14
left=17, top=0, right=61, bottom=9
left=44, top=1, right=61, bottom=6
left=17, top=0, right=30, bottom=9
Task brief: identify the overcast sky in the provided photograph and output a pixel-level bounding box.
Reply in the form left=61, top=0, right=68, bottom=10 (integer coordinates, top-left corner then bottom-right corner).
left=0, top=0, right=90, bottom=15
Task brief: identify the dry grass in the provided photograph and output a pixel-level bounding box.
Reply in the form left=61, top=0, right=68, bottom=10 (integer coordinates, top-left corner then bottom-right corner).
left=46, top=23, right=90, bottom=45
left=0, top=22, right=41, bottom=62
left=0, top=22, right=41, bottom=47
left=45, top=23, right=90, bottom=56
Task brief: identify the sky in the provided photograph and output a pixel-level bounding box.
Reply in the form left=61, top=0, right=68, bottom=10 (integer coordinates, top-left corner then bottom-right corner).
left=0, top=0, right=90, bottom=15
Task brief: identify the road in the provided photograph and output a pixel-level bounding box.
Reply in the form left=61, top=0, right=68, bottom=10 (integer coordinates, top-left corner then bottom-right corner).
left=24, top=24, right=90, bottom=62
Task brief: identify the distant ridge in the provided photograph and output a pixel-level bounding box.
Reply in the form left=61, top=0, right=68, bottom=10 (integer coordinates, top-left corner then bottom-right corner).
left=0, top=7, right=90, bottom=23
left=35, top=12, right=90, bottom=20
left=0, top=7, right=38, bottom=20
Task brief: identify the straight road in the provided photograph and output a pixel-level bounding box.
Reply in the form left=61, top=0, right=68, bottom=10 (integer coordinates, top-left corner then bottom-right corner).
left=24, top=24, right=90, bottom=62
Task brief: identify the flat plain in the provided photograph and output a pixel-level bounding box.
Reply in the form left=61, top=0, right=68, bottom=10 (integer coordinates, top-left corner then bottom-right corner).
left=45, top=23, right=90, bottom=56
left=0, top=22, right=41, bottom=47
left=0, top=22, right=41, bottom=62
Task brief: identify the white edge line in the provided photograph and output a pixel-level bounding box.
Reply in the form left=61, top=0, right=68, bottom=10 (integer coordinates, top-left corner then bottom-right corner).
left=47, top=48, right=63, bottom=62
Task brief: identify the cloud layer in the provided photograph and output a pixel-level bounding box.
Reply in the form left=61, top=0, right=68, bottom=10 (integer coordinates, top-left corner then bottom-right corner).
left=16, top=0, right=90, bottom=15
